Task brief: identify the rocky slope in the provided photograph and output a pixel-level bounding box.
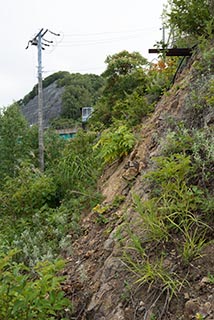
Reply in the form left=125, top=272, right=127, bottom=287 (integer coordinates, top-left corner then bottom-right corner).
left=21, top=82, right=64, bottom=127
left=62, top=51, right=214, bottom=320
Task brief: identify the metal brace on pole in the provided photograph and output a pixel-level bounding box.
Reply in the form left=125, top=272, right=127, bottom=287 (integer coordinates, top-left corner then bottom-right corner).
left=26, top=28, right=60, bottom=172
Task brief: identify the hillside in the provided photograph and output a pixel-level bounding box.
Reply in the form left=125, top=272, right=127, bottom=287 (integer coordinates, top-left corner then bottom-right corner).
left=0, top=2, right=214, bottom=319
left=21, top=82, right=64, bottom=127
left=20, top=72, right=104, bottom=128
left=61, top=47, right=214, bottom=319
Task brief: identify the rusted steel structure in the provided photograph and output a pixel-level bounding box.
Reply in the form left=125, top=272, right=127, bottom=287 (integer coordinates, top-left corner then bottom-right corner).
left=148, top=48, right=193, bottom=56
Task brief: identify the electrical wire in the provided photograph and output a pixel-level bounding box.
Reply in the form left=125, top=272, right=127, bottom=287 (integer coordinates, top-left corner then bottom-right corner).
left=45, top=26, right=162, bottom=52
left=57, top=34, right=152, bottom=48
left=63, top=27, right=157, bottom=37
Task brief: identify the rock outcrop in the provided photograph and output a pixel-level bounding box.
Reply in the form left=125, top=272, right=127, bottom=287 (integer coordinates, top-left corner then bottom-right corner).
left=61, top=49, right=214, bottom=320
left=21, top=82, right=64, bottom=127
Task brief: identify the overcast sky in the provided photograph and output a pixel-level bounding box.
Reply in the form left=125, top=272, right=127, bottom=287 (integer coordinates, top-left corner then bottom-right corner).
left=0, top=0, right=167, bottom=108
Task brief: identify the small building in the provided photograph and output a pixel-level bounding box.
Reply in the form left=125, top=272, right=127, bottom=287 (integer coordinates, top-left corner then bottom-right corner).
left=82, top=107, right=93, bottom=123
left=56, top=128, right=78, bottom=140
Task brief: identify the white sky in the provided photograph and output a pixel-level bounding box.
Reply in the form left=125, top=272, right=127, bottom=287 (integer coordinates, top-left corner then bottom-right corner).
left=0, top=0, right=167, bottom=108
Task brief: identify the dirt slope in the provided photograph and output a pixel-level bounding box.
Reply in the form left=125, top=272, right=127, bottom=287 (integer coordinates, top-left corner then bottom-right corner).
left=62, top=53, right=214, bottom=319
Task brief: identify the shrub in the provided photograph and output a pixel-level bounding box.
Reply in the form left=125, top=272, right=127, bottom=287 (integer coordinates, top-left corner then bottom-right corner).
left=112, top=91, right=153, bottom=127
left=0, top=164, right=56, bottom=217
left=146, top=57, right=179, bottom=102
left=0, top=250, right=71, bottom=320
left=94, top=124, right=136, bottom=164
left=53, top=130, right=102, bottom=198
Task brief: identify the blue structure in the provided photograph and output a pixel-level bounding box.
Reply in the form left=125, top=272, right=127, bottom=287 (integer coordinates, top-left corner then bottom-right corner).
left=56, top=128, right=78, bottom=140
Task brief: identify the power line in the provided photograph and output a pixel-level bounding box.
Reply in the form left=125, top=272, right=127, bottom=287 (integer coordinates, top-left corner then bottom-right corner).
left=26, top=28, right=60, bottom=172
left=63, top=27, right=157, bottom=37
left=53, top=27, right=159, bottom=49
left=57, top=34, right=151, bottom=48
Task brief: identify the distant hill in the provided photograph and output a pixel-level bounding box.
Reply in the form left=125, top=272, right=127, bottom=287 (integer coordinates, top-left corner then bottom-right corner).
left=19, top=72, right=104, bottom=128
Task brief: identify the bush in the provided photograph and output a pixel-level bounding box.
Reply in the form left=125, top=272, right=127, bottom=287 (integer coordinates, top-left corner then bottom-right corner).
left=94, top=124, right=136, bottom=164
left=53, top=130, right=102, bottom=198
left=112, top=91, right=153, bottom=127
left=0, top=251, right=71, bottom=320
left=0, top=164, right=56, bottom=217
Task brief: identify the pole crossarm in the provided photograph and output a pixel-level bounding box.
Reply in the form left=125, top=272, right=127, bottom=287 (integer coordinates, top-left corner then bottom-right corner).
left=26, top=28, right=60, bottom=172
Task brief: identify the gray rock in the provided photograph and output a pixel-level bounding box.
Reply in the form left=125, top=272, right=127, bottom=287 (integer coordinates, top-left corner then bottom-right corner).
left=21, top=82, right=64, bottom=127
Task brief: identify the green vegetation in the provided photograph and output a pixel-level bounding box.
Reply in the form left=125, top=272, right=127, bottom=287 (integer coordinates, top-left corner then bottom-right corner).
left=0, top=105, right=103, bottom=317
left=0, top=104, right=32, bottom=182
left=90, top=50, right=150, bottom=127
left=166, top=0, right=213, bottom=37
left=19, top=71, right=70, bottom=105
left=0, top=251, right=70, bottom=320
left=94, top=124, right=136, bottom=164
left=1, top=1, right=214, bottom=317
left=123, top=124, right=213, bottom=307
left=58, top=73, right=104, bottom=120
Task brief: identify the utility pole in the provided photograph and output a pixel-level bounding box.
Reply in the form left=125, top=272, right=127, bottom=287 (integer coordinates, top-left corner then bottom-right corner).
left=160, top=24, right=166, bottom=47
left=26, top=29, right=60, bottom=172
left=37, top=29, right=47, bottom=172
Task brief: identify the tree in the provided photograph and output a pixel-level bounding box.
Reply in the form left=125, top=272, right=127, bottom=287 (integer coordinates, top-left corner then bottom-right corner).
left=102, top=50, right=148, bottom=101
left=0, top=104, right=31, bottom=182
left=90, top=51, right=148, bottom=127
left=166, top=0, right=213, bottom=37
left=61, top=85, right=88, bottom=119
left=59, top=73, right=104, bottom=120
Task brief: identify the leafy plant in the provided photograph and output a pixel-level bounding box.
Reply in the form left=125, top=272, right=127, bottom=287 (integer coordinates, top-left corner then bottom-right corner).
left=90, top=50, right=148, bottom=127
left=0, top=104, right=32, bottom=182
left=207, top=272, right=214, bottom=284
left=146, top=57, right=179, bottom=101
left=166, top=0, right=213, bottom=37
left=0, top=250, right=71, bottom=320
left=0, top=164, right=56, bottom=217
left=205, top=79, right=214, bottom=106
left=94, top=124, right=136, bottom=164
left=112, top=91, right=153, bottom=127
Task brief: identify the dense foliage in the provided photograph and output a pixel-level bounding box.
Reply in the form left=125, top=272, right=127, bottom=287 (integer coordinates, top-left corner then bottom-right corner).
left=166, top=0, right=214, bottom=38
left=1, top=1, right=214, bottom=317
left=90, top=50, right=150, bottom=127
left=0, top=252, right=70, bottom=319
left=58, top=73, right=104, bottom=120
left=0, top=104, right=33, bottom=182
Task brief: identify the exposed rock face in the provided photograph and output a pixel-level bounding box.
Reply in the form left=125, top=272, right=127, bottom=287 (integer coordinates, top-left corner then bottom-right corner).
left=62, top=51, right=214, bottom=320
left=21, top=82, right=64, bottom=127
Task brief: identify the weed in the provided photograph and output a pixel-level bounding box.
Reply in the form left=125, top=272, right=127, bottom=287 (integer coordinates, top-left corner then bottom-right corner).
left=133, top=195, right=168, bottom=242
left=92, top=204, right=110, bottom=225
left=122, top=125, right=212, bottom=303
left=120, top=280, right=132, bottom=303
left=207, top=272, right=214, bottom=284
left=181, top=227, right=207, bottom=264
left=124, top=253, right=181, bottom=299
left=112, top=195, right=126, bottom=208
left=195, top=313, right=205, bottom=320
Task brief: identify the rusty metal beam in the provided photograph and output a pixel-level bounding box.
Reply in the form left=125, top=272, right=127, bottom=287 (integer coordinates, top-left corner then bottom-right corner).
left=148, top=48, right=193, bottom=56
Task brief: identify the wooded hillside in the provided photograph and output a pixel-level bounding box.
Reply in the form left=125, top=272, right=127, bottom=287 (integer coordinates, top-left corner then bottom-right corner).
left=0, top=1, right=214, bottom=319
